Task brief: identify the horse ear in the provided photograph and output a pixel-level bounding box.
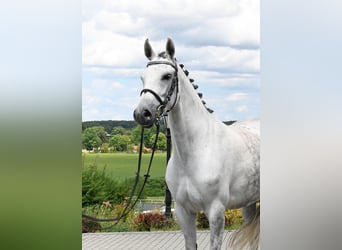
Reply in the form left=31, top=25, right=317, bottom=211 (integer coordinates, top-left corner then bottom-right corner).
left=166, top=38, right=175, bottom=58
left=144, top=39, right=155, bottom=60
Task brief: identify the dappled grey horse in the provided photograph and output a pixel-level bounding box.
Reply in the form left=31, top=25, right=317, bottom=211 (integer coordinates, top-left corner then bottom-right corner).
left=134, top=38, right=260, bottom=250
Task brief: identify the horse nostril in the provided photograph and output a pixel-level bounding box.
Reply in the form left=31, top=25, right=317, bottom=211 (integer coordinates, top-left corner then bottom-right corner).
left=143, top=109, right=152, bottom=120
left=133, top=110, right=138, bottom=121
left=133, top=108, right=154, bottom=127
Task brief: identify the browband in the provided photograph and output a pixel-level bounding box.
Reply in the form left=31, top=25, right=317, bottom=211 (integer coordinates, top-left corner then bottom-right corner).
left=146, top=61, right=178, bottom=71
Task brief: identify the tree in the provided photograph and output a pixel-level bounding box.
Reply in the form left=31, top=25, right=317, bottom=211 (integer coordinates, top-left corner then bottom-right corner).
left=111, top=126, right=126, bottom=136
left=82, top=127, right=102, bottom=150
left=82, top=120, right=138, bottom=133
left=131, top=126, right=143, bottom=145
left=150, top=132, right=167, bottom=151
left=109, top=134, right=131, bottom=152
left=131, top=125, right=159, bottom=148
left=92, top=126, right=108, bottom=143
left=100, top=143, right=110, bottom=153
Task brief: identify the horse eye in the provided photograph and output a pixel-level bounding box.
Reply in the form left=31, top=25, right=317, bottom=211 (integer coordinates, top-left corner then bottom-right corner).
left=162, top=74, right=172, bottom=81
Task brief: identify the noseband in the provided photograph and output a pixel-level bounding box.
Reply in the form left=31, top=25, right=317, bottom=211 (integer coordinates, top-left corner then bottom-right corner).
left=140, top=60, right=179, bottom=117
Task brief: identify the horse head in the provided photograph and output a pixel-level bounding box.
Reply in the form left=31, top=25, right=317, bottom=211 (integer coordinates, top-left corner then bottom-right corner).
left=133, top=38, right=178, bottom=128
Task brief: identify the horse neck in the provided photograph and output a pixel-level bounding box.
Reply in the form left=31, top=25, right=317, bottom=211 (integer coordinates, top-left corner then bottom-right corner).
left=168, top=67, right=213, bottom=150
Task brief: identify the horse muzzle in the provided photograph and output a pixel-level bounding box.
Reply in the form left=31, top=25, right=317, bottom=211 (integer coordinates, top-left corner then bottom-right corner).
left=133, top=107, right=156, bottom=128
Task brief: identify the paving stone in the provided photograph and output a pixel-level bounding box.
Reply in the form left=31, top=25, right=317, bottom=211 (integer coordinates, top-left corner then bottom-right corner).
left=82, top=230, right=232, bottom=250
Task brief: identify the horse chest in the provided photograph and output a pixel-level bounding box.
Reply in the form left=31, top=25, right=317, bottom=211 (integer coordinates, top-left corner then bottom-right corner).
left=174, top=178, right=213, bottom=211
left=166, top=162, right=223, bottom=210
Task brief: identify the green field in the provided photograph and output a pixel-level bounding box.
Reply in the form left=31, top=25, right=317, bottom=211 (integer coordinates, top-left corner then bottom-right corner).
left=82, top=152, right=168, bottom=179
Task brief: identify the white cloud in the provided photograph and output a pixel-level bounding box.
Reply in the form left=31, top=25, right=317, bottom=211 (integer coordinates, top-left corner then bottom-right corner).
left=94, top=0, right=258, bottom=47
left=82, top=0, right=260, bottom=121
left=236, top=105, right=248, bottom=112
left=176, top=45, right=259, bottom=73
left=93, top=10, right=146, bottom=35
left=91, top=78, right=123, bottom=90
left=82, top=88, right=102, bottom=104
left=83, top=95, right=101, bottom=104
left=84, top=66, right=143, bottom=77
left=111, top=81, right=123, bottom=89
left=82, top=0, right=260, bottom=67
left=190, top=70, right=258, bottom=88
left=82, top=108, right=101, bottom=121
left=82, top=24, right=145, bottom=66
left=226, top=93, right=249, bottom=102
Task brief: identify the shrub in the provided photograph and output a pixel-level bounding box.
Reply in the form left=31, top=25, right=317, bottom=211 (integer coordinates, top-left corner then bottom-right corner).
left=82, top=161, right=154, bottom=207
left=133, top=212, right=174, bottom=231
left=143, top=177, right=166, bottom=197
left=82, top=164, right=131, bottom=206
left=225, top=209, right=243, bottom=227
left=100, top=143, right=110, bottom=153
left=196, top=211, right=210, bottom=229
left=196, top=209, right=244, bottom=229
left=82, top=201, right=136, bottom=233
left=109, top=134, right=131, bottom=152
left=82, top=217, right=101, bottom=233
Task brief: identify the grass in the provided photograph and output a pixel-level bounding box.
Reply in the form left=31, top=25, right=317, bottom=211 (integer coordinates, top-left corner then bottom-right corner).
left=82, top=152, right=168, bottom=180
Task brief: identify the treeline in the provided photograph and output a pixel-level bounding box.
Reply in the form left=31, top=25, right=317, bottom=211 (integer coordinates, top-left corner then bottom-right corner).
left=82, top=121, right=167, bottom=152
left=82, top=120, right=138, bottom=134
left=82, top=120, right=235, bottom=152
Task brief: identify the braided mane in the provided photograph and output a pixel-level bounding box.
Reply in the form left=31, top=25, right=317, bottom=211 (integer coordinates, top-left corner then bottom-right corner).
left=178, top=62, right=214, bottom=113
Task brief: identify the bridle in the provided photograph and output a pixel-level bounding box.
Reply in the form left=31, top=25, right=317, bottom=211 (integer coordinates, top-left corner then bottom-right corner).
left=140, top=60, right=179, bottom=117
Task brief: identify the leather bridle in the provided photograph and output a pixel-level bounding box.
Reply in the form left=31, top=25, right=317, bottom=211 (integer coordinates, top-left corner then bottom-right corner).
left=140, top=60, right=179, bottom=117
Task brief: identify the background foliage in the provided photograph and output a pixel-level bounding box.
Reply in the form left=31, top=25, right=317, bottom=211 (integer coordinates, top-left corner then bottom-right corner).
left=82, top=120, right=234, bottom=152
left=82, top=120, right=242, bottom=233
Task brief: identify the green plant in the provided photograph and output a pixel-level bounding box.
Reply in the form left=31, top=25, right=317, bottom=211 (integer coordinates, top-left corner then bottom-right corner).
left=143, top=177, right=166, bottom=197
left=196, top=209, right=244, bottom=230
left=111, top=223, right=131, bottom=232
left=133, top=212, right=174, bottom=231
left=100, top=143, right=110, bottom=153
left=82, top=126, right=107, bottom=150
left=82, top=163, right=131, bottom=206
left=196, top=211, right=210, bottom=229
left=109, top=134, right=131, bottom=152
left=82, top=201, right=136, bottom=232
left=82, top=217, right=101, bottom=233
left=224, top=209, right=243, bottom=228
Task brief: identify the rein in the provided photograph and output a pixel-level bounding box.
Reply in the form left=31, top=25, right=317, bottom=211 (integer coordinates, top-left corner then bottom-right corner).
left=140, top=60, right=179, bottom=116
left=82, top=121, right=160, bottom=230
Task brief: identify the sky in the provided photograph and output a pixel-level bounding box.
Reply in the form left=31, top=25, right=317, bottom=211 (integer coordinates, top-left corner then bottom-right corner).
left=82, top=0, right=260, bottom=122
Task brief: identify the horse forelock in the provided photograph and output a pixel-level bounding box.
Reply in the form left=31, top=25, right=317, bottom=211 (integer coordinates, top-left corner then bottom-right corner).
left=158, top=51, right=168, bottom=59
left=155, top=51, right=177, bottom=65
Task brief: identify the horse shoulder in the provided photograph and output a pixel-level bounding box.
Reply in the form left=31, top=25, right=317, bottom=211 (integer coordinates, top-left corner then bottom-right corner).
left=232, top=119, right=260, bottom=136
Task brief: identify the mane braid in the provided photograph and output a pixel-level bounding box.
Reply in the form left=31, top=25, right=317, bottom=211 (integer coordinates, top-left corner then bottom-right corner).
left=180, top=63, right=214, bottom=113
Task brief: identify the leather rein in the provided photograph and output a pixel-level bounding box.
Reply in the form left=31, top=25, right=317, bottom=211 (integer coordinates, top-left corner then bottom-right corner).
left=82, top=60, right=178, bottom=230
left=82, top=123, right=160, bottom=230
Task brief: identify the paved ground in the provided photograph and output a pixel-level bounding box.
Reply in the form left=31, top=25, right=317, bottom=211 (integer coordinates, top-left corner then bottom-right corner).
left=82, top=230, right=232, bottom=249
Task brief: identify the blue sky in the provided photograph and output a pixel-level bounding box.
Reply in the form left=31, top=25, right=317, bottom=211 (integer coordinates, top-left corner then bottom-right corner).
left=82, top=0, right=259, bottom=121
